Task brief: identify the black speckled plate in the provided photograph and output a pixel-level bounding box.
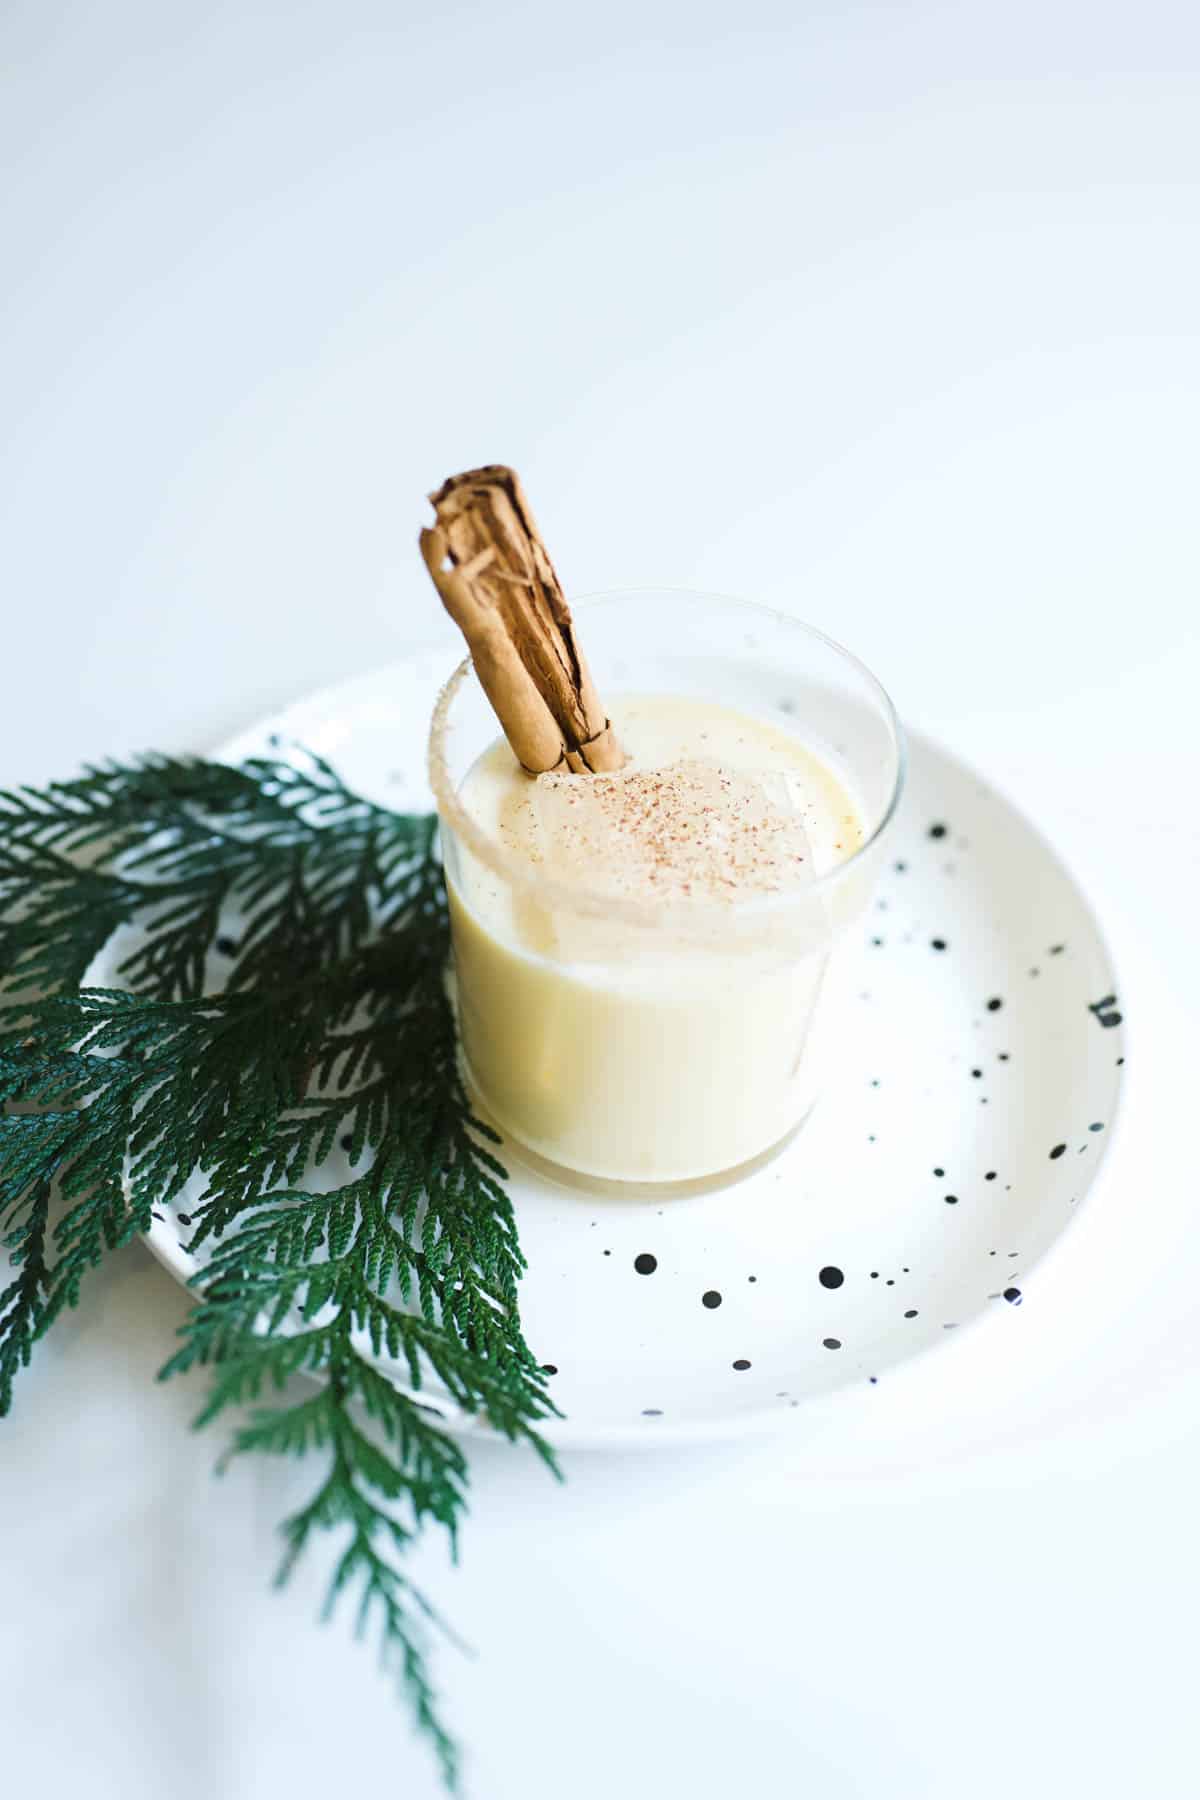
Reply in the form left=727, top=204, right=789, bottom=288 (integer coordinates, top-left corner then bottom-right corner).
left=128, top=650, right=1125, bottom=1450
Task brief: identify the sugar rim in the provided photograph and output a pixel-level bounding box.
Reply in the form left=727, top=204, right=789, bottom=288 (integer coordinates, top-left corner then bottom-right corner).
left=426, top=593, right=907, bottom=932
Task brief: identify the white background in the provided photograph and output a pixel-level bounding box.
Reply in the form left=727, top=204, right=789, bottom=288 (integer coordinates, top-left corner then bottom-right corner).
left=2, top=4, right=1199, bottom=1796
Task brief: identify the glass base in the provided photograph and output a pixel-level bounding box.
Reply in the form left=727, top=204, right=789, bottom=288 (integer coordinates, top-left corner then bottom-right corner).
left=461, top=1061, right=819, bottom=1199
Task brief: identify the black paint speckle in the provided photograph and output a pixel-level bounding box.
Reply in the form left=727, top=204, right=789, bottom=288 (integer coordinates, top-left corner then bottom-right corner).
left=985, top=1170, right=997, bottom=1181
left=823, top=1337, right=842, bottom=1350
left=1003, top=1287, right=1023, bottom=1305
left=998, top=1052, right=1010, bottom=1061
left=215, top=935, right=238, bottom=957
left=702, top=1290, right=722, bottom=1309
left=1049, top=944, right=1065, bottom=955
left=870, top=1270, right=879, bottom=1279
left=871, top=936, right=884, bottom=947
left=177, top=1212, right=192, bottom=1227
left=971, top=1068, right=983, bottom=1079
left=928, top=822, right=948, bottom=839
left=904, top=1309, right=918, bottom=1319
left=894, top=860, right=908, bottom=873
left=748, top=1275, right=758, bottom=1283
left=1049, top=1143, right=1067, bottom=1160
left=931, top=937, right=948, bottom=951
left=634, top=1253, right=657, bottom=1274
left=933, top=1167, right=945, bottom=1177
left=987, top=997, right=1003, bottom=1011
left=340, top=1134, right=353, bottom=1152
left=541, top=1364, right=558, bottom=1375
left=818, top=1266, right=844, bottom=1289
left=603, top=1249, right=611, bottom=1256
left=1088, top=995, right=1123, bottom=1029
left=732, top=1359, right=751, bottom=1371
left=1089, top=1122, right=1105, bottom=1133
left=945, top=1194, right=959, bottom=1205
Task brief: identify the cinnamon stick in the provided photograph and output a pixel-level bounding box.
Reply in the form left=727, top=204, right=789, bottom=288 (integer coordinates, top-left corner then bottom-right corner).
left=420, top=465, right=624, bottom=775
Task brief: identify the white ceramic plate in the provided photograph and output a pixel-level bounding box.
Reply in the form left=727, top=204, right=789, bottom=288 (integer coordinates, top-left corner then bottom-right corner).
left=125, top=650, right=1124, bottom=1450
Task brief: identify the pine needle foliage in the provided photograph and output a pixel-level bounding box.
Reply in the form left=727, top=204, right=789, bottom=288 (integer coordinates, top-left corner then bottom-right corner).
left=0, top=749, right=559, bottom=1790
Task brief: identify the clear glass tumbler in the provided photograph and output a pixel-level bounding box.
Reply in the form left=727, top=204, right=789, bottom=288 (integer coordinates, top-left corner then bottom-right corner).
left=429, top=590, right=904, bottom=1187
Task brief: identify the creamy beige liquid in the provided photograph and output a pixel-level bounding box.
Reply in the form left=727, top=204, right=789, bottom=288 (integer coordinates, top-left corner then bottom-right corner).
left=446, top=695, right=868, bottom=1183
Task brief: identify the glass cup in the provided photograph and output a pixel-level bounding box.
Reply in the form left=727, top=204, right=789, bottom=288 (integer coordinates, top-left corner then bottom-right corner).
left=429, top=590, right=904, bottom=1187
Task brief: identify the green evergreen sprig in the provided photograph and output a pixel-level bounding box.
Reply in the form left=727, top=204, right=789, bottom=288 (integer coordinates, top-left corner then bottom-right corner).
left=0, top=750, right=558, bottom=1791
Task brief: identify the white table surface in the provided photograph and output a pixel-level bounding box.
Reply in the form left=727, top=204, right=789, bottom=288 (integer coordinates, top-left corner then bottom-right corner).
left=3, top=6, right=1199, bottom=1797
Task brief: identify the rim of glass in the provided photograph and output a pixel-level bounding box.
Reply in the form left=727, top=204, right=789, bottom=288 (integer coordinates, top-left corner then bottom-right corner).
left=428, top=589, right=907, bottom=930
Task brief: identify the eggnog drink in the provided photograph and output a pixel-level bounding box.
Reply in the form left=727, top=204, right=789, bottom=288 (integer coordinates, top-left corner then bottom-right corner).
left=445, top=694, right=868, bottom=1183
